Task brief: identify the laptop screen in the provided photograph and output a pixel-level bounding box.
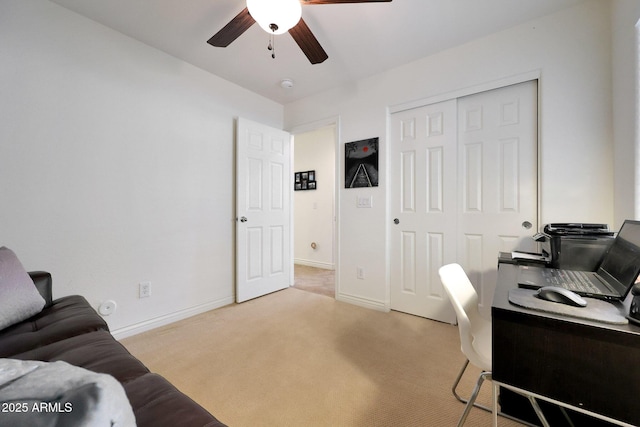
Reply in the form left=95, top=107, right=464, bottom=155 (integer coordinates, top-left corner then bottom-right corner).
left=597, top=219, right=640, bottom=296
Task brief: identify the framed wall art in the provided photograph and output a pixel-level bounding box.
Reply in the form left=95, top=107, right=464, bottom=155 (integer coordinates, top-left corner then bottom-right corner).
left=294, top=170, right=317, bottom=191
left=345, top=137, right=379, bottom=188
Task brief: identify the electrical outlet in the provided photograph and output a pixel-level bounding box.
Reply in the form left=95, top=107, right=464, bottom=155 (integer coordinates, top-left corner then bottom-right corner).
left=357, top=267, right=365, bottom=280
left=139, top=282, right=151, bottom=298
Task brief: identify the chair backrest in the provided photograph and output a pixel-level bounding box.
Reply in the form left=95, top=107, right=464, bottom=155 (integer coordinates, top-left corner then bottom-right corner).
left=438, top=263, right=491, bottom=371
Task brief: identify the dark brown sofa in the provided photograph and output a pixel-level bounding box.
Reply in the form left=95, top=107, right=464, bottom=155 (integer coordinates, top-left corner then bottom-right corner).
left=0, top=271, right=226, bottom=427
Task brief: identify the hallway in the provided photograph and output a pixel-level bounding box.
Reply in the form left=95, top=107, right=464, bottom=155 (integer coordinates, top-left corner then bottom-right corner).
left=293, top=264, right=335, bottom=298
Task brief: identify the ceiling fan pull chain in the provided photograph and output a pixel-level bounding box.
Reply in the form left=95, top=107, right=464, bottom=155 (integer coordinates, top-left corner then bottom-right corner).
left=267, top=23, right=278, bottom=59
left=269, top=33, right=276, bottom=59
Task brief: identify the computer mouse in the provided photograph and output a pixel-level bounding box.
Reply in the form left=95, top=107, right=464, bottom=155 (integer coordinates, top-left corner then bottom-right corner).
left=536, top=286, right=588, bottom=307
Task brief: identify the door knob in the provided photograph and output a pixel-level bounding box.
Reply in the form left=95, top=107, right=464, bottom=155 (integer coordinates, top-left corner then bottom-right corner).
left=240, top=216, right=248, bottom=223
left=522, top=221, right=532, bottom=229
left=394, top=218, right=400, bottom=225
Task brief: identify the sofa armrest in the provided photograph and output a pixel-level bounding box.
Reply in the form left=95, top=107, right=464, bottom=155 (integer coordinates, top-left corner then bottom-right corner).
left=28, top=271, right=53, bottom=308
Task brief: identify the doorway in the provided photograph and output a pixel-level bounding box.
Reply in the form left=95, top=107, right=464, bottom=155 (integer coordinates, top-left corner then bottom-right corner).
left=291, top=124, right=337, bottom=298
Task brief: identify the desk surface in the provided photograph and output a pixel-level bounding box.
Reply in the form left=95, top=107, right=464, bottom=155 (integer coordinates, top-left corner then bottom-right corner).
left=492, top=263, right=640, bottom=426
left=493, top=263, right=638, bottom=333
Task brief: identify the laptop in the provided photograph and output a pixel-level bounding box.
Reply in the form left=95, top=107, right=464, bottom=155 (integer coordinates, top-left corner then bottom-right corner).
left=518, top=219, right=640, bottom=300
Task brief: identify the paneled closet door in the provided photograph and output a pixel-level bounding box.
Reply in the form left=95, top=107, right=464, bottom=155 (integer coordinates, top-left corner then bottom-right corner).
left=389, top=80, right=538, bottom=321
left=457, top=80, right=538, bottom=312
left=389, top=99, right=458, bottom=324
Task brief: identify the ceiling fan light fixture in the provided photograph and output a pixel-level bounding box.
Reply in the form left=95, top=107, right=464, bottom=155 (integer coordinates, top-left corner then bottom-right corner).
left=246, top=0, right=302, bottom=35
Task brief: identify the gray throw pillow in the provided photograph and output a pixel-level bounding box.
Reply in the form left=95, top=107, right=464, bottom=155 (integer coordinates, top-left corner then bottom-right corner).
left=0, top=247, right=46, bottom=330
left=0, top=358, right=137, bottom=426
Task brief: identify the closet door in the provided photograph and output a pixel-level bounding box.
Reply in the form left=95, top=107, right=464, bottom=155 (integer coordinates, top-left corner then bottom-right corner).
left=457, top=81, right=538, bottom=311
left=389, top=81, right=538, bottom=321
left=389, top=100, right=458, bottom=323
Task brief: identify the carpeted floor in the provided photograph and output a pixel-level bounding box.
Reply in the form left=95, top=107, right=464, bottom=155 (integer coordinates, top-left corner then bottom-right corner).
left=121, top=288, right=523, bottom=427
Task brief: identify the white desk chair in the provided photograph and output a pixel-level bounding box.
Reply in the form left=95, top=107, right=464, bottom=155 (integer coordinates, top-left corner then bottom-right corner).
left=438, top=263, right=551, bottom=427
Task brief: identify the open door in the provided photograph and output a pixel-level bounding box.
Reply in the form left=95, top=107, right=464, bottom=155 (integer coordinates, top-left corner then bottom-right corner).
left=236, top=118, right=292, bottom=302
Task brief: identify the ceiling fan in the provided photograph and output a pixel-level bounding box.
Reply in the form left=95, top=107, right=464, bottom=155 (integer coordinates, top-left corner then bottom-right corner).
left=207, top=0, right=392, bottom=64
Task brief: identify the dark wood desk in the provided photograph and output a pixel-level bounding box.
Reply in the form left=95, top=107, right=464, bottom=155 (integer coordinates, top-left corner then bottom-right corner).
left=492, top=263, right=640, bottom=426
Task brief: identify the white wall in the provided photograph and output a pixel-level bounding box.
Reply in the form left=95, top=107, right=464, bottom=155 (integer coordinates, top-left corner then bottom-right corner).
left=284, top=0, right=615, bottom=310
left=0, top=0, right=283, bottom=336
left=293, top=126, right=336, bottom=269
left=612, top=0, right=640, bottom=227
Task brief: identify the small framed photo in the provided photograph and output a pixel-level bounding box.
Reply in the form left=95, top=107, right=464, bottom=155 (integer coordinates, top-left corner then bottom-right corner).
left=294, top=170, right=317, bottom=191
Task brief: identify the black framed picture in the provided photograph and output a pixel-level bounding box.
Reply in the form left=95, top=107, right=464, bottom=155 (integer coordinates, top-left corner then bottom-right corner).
left=294, top=170, right=317, bottom=191
left=345, top=137, right=379, bottom=188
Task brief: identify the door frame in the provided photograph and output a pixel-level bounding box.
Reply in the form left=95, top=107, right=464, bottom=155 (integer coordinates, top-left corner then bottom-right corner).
left=288, top=116, right=341, bottom=297
left=386, top=70, right=542, bottom=309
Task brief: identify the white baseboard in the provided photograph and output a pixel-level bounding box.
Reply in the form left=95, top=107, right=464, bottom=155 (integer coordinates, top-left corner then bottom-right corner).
left=294, top=259, right=335, bottom=270
left=112, top=296, right=234, bottom=340
left=336, top=292, right=389, bottom=312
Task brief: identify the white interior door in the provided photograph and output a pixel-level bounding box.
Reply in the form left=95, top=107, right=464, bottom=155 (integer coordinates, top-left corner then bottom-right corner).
left=236, top=117, right=291, bottom=303
left=390, top=99, right=458, bottom=323
left=390, top=80, right=538, bottom=321
left=457, top=80, right=538, bottom=311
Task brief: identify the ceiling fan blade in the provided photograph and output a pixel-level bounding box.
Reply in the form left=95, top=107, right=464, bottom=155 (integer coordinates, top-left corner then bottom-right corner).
left=301, top=0, right=391, bottom=4
left=289, top=18, right=328, bottom=64
left=207, top=7, right=256, bottom=47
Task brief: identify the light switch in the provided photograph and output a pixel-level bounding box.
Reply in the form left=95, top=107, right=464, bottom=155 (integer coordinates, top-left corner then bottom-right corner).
left=356, top=196, right=373, bottom=208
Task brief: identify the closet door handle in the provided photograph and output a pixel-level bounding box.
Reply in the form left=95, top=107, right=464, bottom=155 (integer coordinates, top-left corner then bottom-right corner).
left=393, top=218, right=400, bottom=225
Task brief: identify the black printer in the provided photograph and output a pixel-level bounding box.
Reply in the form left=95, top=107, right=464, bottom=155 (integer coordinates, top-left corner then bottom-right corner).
left=538, top=223, right=614, bottom=271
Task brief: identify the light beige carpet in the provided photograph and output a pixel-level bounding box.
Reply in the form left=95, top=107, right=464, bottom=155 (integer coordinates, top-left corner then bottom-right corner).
left=121, top=288, right=522, bottom=427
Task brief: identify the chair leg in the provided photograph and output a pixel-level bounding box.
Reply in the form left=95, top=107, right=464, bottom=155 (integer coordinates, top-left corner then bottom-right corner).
left=452, top=359, right=471, bottom=404
left=452, top=360, right=543, bottom=427
left=452, top=360, right=507, bottom=415
left=452, top=359, right=493, bottom=412
left=456, top=371, right=491, bottom=427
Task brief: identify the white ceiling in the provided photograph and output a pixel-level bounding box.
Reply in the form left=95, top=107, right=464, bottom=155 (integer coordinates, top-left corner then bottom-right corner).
left=49, top=0, right=587, bottom=105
